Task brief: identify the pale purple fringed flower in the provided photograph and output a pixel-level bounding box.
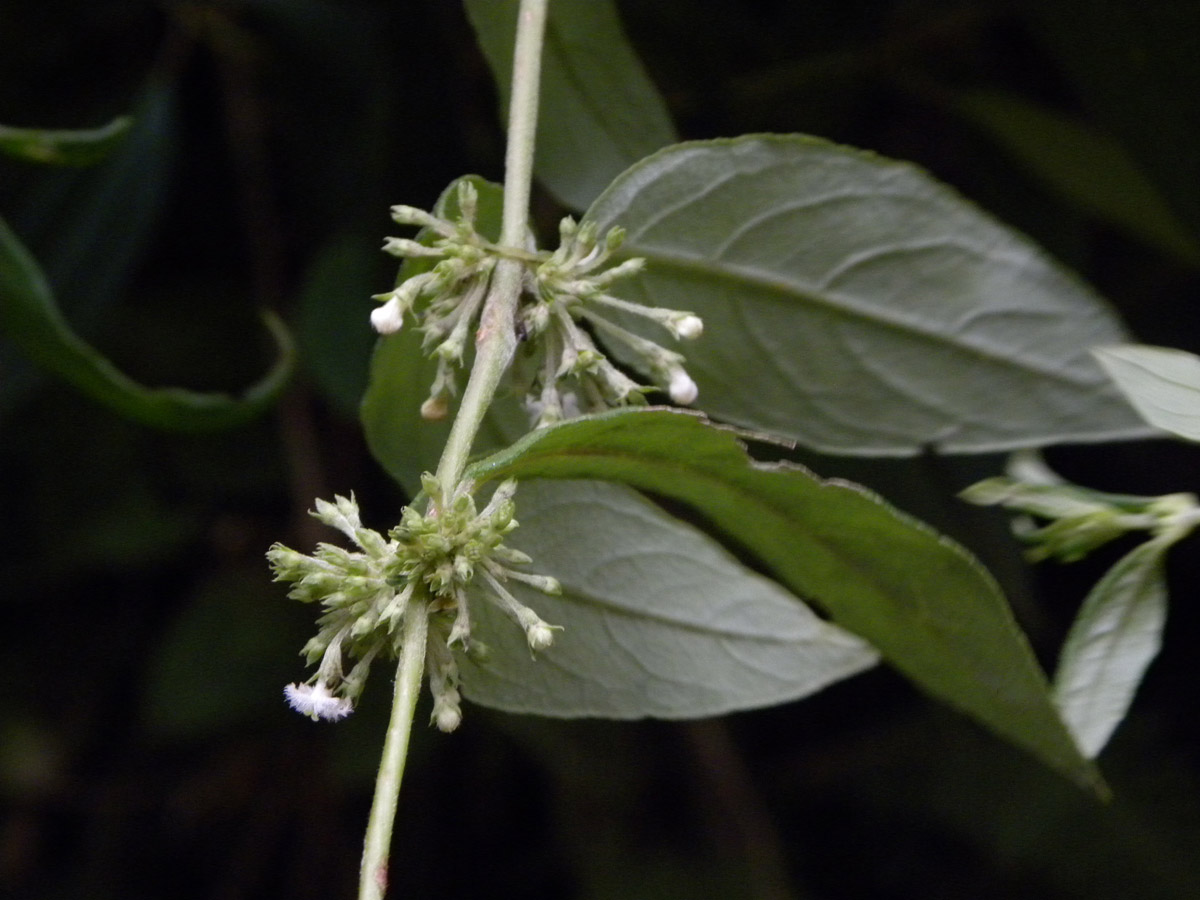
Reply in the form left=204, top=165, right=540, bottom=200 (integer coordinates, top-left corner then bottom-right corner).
left=284, top=682, right=354, bottom=721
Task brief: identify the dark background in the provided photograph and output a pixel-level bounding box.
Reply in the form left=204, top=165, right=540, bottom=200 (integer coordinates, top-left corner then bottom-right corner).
left=2, top=2, right=1198, bottom=898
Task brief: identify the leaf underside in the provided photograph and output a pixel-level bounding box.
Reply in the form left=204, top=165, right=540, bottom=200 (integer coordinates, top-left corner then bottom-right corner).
left=468, top=408, right=1101, bottom=791
left=584, top=134, right=1150, bottom=455
left=1052, top=538, right=1169, bottom=758
left=460, top=479, right=879, bottom=719
left=1092, top=344, right=1200, bottom=442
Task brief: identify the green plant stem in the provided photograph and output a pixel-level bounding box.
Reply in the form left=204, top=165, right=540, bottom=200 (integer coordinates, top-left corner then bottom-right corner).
left=355, top=5, right=551, bottom=898
left=434, top=0, right=549, bottom=491
left=358, top=590, right=430, bottom=900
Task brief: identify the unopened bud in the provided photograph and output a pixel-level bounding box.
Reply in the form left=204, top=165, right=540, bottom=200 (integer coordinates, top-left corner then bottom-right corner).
left=668, top=369, right=699, bottom=405
left=421, top=395, right=450, bottom=420
left=526, top=621, right=557, bottom=652
left=672, top=314, right=704, bottom=341
left=370, top=297, right=405, bottom=334
left=434, top=704, right=462, bottom=732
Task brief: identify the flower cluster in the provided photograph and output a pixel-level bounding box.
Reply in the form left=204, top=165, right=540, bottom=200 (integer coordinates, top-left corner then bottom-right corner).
left=961, top=453, right=1199, bottom=562
left=370, top=183, right=501, bottom=421
left=268, top=479, right=560, bottom=729
left=371, top=181, right=704, bottom=428
left=516, top=216, right=703, bottom=428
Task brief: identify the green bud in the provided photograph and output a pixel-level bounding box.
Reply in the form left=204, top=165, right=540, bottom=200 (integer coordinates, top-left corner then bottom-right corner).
left=491, top=545, right=532, bottom=566
left=456, top=180, right=478, bottom=226
left=419, top=472, right=443, bottom=501
left=311, top=495, right=363, bottom=542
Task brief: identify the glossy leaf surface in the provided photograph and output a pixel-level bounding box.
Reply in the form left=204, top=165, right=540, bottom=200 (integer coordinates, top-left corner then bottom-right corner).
left=460, top=479, right=879, bottom=718
left=584, top=135, right=1149, bottom=455
left=464, top=0, right=676, bottom=210
left=467, top=407, right=1099, bottom=788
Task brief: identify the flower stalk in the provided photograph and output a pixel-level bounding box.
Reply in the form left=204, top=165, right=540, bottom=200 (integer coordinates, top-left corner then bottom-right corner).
left=358, top=589, right=428, bottom=900
left=360, top=1, right=551, bottom=896
left=434, top=0, right=550, bottom=492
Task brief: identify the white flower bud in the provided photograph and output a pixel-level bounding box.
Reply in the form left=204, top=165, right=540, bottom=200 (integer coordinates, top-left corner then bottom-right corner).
left=434, top=704, right=462, bottom=733
left=526, top=621, right=557, bottom=652
left=284, top=682, right=353, bottom=721
left=370, top=297, right=405, bottom=334
left=668, top=369, right=699, bottom=405
left=673, top=314, right=704, bottom=341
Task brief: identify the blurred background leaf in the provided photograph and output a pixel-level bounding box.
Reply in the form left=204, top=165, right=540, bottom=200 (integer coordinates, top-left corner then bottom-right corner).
left=0, top=114, right=132, bottom=166
left=464, top=0, right=677, bottom=210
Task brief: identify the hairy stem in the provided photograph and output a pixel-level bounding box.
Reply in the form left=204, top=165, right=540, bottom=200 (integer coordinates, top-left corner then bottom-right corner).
left=358, top=591, right=429, bottom=900
left=434, top=0, right=549, bottom=490
left=356, top=4, right=551, bottom=898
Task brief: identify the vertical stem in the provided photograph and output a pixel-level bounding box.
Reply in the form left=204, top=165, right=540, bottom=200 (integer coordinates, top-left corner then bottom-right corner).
left=497, top=0, right=548, bottom=250
left=358, top=592, right=429, bottom=900
left=434, top=0, right=550, bottom=490
left=356, top=5, right=551, bottom=898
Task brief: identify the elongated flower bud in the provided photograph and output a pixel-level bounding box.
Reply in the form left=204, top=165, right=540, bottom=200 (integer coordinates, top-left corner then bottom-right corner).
left=668, top=369, right=699, bottom=405
left=370, top=296, right=405, bottom=334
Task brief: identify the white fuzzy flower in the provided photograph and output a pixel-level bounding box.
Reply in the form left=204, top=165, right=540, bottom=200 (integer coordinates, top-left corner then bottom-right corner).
left=370, top=296, right=405, bottom=334
left=284, top=682, right=354, bottom=721
left=668, top=369, right=699, bottom=405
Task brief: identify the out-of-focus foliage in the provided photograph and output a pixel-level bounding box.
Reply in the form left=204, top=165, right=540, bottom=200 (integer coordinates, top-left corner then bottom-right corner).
left=3, top=2, right=1199, bottom=899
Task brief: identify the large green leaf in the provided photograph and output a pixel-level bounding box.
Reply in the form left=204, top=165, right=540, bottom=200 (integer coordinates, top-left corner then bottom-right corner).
left=950, top=90, right=1200, bottom=264
left=459, top=479, right=879, bottom=718
left=463, top=0, right=677, bottom=210
left=583, top=134, right=1150, bottom=455
left=361, top=176, right=526, bottom=495
left=0, top=115, right=132, bottom=167
left=1092, top=344, right=1200, bottom=442
left=0, top=214, right=294, bottom=432
left=1053, top=538, right=1171, bottom=758
left=467, top=407, right=1100, bottom=789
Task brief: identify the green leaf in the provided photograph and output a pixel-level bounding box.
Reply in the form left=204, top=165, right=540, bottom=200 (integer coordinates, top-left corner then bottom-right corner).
left=296, top=233, right=382, bottom=417
left=1092, top=344, right=1200, bottom=441
left=0, top=115, right=132, bottom=166
left=467, top=407, right=1101, bottom=790
left=583, top=134, right=1150, bottom=455
left=950, top=90, right=1200, bottom=264
left=460, top=479, right=879, bottom=718
left=142, top=565, right=309, bottom=739
left=361, top=175, right=526, bottom=495
left=1, top=80, right=180, bottom=418
left=464, top=0, right=677, bottom=210
left=0, top=214, right=294, bottom=432
left=1053, top=538, right=1171, bottom=758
